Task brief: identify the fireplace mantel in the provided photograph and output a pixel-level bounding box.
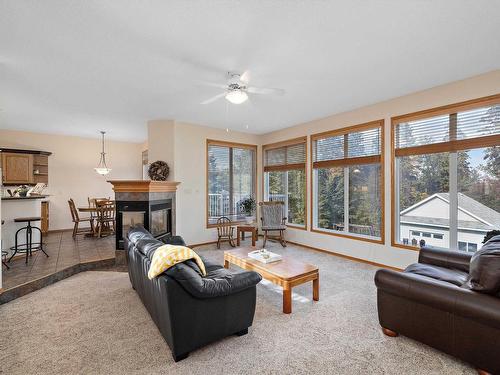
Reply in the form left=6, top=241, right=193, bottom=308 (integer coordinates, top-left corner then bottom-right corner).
left=107, top=180, right=180, bottom=193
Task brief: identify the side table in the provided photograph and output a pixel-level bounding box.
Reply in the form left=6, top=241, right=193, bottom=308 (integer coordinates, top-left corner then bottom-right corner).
left=236, top=225, right=258, bottom=247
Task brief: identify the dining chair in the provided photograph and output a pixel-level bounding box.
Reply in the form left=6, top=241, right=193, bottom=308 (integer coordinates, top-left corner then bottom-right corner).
left=68, top=199, right=95, bottom=238
left=259, top=201, right=287, bottom=247
left=95, top=200, right=116, bottom=238
left=216, top=216, right=236, bottom=249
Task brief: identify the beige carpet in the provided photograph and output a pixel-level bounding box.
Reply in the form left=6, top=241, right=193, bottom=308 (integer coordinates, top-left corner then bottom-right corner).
left=0, top=242, right=473, bottom=374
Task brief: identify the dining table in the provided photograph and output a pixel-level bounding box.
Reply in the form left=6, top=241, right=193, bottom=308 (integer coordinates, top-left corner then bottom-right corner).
left=78, top=201, right=115, bottom=237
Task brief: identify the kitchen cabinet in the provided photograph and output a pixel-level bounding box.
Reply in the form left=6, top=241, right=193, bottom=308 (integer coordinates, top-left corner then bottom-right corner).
left=1, top=152, right=34, bottom=184
left=0, top=148, right=51, bottom=185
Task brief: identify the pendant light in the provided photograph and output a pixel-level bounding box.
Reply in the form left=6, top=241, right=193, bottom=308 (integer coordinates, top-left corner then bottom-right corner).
left=94, top=131, right=112, bottom=175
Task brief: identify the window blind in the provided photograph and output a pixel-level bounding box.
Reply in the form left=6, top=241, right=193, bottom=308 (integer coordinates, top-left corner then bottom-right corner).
left=264, top=140, right=306, bottom=171
left=312, top=122, right=383, bottom=168
left=394, top=104, right=500, bottom=156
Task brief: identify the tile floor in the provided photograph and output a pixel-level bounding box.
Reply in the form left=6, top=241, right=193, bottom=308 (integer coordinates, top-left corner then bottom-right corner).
left=1, top=231, right=115, bottom=290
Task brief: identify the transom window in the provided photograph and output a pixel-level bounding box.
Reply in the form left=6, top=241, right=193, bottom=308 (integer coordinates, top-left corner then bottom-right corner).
left=206, top=140, right=256, bottom=226
left=311, top=120, right=384, bottom=242
left=393, top=95, right=500, bottom=252
left=263, top=137, right=307, bottom=227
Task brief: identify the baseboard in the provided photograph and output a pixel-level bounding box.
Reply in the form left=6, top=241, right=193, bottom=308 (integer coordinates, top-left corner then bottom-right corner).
left=190, top=240, right=218, bottom=248
left=285, top=240, right=403, bottom=272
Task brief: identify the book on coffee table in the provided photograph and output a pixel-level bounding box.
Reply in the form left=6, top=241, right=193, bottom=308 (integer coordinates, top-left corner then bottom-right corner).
left=248, top=249, right=282, bottom=264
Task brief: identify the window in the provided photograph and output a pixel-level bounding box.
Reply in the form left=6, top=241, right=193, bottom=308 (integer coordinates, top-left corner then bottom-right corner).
left=393, top=95, right=500, bottom=251
left=459, top=241, right=479, bottom=253
left=312, top=120, right=384, bottom=242
left=207, top=140, right=256, bottom=226
left=263, top=138, right=307, bottom=227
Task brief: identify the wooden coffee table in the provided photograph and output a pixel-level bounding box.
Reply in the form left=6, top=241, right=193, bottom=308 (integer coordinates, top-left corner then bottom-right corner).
left=224, top=248, right=319, bottom=314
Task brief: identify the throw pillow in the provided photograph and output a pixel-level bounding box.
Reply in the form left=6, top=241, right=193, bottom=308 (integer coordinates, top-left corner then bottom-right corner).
left=468, top=235, right=500, bottom=294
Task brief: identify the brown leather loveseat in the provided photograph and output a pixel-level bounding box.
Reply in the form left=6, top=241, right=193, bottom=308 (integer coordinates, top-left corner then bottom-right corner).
left=375, top=236, right=500, bottom=374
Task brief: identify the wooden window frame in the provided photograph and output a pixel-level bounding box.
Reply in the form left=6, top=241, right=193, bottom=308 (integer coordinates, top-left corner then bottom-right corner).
left=391, top=93, right=500, bottom=251
left=262, top=136, right=308, bottom=230
left=206, top=139, right=258, bottom=228
left=310, top=119, right=385, bottom=244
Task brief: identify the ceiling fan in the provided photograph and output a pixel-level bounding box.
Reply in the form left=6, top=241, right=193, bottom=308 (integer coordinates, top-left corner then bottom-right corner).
left=200, top=71, right=285, bottom=105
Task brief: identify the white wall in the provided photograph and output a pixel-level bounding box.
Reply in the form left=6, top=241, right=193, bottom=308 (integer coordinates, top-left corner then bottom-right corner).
left=0, top=130, right=143, bottom=230
left=258, top=70, right=500, bottom=269
left=173, top=121, right=260, bottom=245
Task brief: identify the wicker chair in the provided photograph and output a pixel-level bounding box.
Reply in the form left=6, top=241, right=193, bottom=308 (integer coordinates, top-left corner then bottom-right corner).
left=216, top=216, right=236, bottom=249
left=260, top=201, right=287, bottom=247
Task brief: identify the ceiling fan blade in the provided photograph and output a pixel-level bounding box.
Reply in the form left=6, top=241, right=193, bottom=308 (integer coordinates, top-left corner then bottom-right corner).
left=247, top=86, right=285, bottom=96
left=197, top=81, right=228, bottom=89
left=201, top=92, right=226, bottom=105
left=240, top=70, right=251, bottom=84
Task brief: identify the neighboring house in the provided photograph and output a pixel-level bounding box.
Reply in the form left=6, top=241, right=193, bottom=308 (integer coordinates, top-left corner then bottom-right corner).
left=399, top=193, right=500, bottom=252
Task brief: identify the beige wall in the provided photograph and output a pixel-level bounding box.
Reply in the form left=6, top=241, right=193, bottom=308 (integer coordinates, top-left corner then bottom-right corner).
left=0, top=129, right=143, bottom=230
left=258, top=70, right=500, bottom=269
left=147, top=120, right=175, bottom=180
left=173, top=121, right=260, bottom=245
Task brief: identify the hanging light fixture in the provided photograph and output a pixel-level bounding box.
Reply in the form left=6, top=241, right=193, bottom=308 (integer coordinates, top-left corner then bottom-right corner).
left=94, top=131, right=112, bottom=175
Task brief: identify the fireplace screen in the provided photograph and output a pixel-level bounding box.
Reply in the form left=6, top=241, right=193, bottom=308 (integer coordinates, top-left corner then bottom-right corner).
left=121, top=211, right=146, bottom=240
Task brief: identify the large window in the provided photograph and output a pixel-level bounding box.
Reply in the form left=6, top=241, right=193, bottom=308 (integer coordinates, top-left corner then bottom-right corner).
left=312, top=120, right=384, bottom=242
left=207, top=140, right=256, bottom=226
left=393, top=95, right=500, bottom=252
left=263, top=138, right=307, bottom=227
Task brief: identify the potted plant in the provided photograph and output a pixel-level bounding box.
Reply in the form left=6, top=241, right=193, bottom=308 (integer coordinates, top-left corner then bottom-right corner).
left=239, top=197, right=256, bottom=224
left=15, top=185, right=30, bottom=197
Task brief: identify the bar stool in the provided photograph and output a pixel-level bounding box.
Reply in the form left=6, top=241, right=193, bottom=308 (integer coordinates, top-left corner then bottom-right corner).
left=9, top=217, right=49, bottom=264
left=1, top=220, right=9, bottom=270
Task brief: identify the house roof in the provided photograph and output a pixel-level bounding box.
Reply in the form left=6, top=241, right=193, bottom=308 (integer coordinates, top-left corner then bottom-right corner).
left=400, top=215, right=495, bottom=231
left=400, top=192, right=500, bottom=231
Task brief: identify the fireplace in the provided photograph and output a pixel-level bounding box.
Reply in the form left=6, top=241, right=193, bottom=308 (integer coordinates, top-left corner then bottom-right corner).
left=108, top=180, right=180, bottom=264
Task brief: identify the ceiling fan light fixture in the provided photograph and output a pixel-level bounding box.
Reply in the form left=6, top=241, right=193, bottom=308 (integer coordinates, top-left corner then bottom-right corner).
left=225, top=89, right=248, bottom=104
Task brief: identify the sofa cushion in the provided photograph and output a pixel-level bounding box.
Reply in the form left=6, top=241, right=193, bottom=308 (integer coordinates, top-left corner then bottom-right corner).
left=135, top=238, right=163, bottom=260
left=165, top=261, right=262, bottom=299
left=468, top=235, right=500, bottom=295
left=404, top=263, right=468, bottom=287
left=127, top=225, right=154, bottom=246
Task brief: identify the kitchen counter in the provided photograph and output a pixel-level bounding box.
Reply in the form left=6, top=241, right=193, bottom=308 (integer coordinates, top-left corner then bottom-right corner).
left=1, top=195, right=48, bottom=200
left=1, top=196, right=48, bottom=254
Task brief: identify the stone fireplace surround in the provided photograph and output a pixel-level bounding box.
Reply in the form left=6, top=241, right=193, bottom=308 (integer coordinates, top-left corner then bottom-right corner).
left=107, top=180, right=180, bottom=265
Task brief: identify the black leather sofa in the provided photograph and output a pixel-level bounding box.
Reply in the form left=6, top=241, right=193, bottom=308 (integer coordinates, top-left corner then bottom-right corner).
left=375, top=237, right=500, bottom=374
left=126, top=225, right=262, bottom=362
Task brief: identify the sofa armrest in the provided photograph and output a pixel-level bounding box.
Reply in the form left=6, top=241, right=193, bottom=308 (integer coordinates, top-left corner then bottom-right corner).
left=375, top=269, right=500, bottom=330
left=418, top=245, right=471, bottom=272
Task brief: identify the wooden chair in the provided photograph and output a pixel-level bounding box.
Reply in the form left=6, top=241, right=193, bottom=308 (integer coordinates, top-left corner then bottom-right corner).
left=88, top=197, right=111, bottom=235
left=95, top=200, right=116, bottom=238
left=216, top=216, right=236, bottom=249
left=68, top=199, right=95, bottom=238
left=260, top=201, right=287, bottom=247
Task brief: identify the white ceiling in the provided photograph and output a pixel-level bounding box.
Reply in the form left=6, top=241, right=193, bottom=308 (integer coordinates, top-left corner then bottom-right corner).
left=1, top=1, right=499, bottom=142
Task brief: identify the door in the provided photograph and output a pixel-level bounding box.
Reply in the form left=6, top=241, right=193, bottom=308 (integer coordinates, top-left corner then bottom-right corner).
left=1, top=153, right=34, bottom=184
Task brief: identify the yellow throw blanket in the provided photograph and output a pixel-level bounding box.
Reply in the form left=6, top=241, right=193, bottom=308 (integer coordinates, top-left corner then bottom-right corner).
left=148, top=245, right=206, bottom=279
